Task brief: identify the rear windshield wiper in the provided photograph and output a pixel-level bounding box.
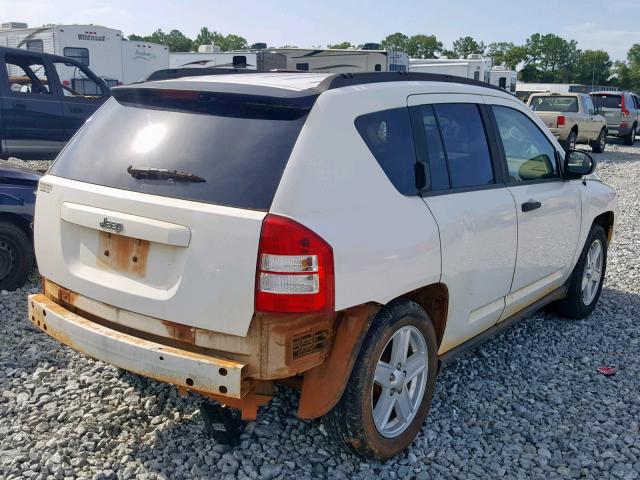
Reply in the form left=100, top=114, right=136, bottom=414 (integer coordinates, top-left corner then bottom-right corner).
left=127, top=166, right=206, bottom=183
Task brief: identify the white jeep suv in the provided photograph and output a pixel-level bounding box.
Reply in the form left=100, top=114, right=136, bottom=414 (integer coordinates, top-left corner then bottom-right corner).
left=29, top=72, right=617, bottom=459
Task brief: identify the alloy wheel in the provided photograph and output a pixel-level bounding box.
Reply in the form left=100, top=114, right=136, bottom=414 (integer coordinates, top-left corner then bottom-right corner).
left=371, top=325, right=428, bottom=438
left=582, top=239, right=603, bottom=305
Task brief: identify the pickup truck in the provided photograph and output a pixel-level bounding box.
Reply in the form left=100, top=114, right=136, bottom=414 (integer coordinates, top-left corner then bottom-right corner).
left=528, top=92, right=607, bottom=152
left=0, top=47, right=110, bottom=160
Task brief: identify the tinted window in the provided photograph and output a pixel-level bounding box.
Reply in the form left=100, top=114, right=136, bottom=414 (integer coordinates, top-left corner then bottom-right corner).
left=374, top=64, right=382, bottom=72
left=492, top=106, right=558, bottom=182
left=49, top=91, right=314, bottom=210
left=530, top=96, right=579, bottom=113
left=633, top=95, right=640, bottom=109
left=63, top=47, right=89, bottom=66
left=4, top=54, right=51, bottom=95
left=233, top=55, right=247, bottom=68
left=591, top=94, right=621, bottom=110
left=433, top=104, right=494, bottom=188
left=355, top=107, right=417, bottom=195
left=499, top=77, right=506, bottom=89
left=410, top=105, right=449, bottom=191
left=296, top=63, right=309, bottom=71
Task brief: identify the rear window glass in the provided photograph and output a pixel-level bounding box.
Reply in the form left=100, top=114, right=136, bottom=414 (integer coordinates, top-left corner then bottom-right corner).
left=591, top=94, right=621, bottom=110
left=49, top=91, right=313, bottom=211
left=355, top=107, right=418, bottom=195
left=530, top=96, right=579, bottom=113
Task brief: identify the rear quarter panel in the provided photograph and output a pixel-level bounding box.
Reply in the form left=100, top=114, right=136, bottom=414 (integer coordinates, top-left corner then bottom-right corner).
left=271, top=84, right=446, bottom=311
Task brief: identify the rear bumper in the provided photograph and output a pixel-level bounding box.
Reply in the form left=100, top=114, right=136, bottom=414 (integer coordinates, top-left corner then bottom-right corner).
left=28, top=294, right=246, bottom=398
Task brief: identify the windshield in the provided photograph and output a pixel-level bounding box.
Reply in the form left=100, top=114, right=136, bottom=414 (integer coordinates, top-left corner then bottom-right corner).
left=530, top=96, right=579, bottom=113
left=591, top=94, right=621, bottom=110
left=50, top=90, right=314, bottom=211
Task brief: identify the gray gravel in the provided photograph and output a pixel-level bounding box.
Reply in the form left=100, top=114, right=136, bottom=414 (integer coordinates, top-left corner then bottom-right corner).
left=1, top=139, right=640, bottom=479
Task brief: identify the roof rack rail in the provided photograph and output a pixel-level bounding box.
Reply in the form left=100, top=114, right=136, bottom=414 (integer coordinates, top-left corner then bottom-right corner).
left=317, top=71, right=507, bottom=94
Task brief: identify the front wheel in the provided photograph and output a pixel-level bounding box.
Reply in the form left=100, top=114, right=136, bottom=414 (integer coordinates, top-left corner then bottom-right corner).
left=552, top=224, right=607, bottom=319
left=323, top=299, right=438, bottom=460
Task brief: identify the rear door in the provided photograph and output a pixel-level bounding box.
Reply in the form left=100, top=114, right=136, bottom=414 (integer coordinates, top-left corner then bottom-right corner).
left=408, top=94, right=517, bottom=350
left=0, top=51, right=66, bottom=157
left=591, top=93, right=622, bottom=130
left=485, top=95, right=582, bottom=319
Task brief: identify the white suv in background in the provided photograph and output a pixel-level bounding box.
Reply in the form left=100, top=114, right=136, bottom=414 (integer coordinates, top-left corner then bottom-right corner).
left=29, top=72, right=617, bottom=459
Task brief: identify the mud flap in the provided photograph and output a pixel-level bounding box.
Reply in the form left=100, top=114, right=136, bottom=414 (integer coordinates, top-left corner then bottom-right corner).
left=199, top=401, right=246, bottom=446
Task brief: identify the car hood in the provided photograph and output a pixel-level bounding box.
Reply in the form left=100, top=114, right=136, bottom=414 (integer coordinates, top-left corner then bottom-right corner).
left=0, top=162, right=43, bottom=182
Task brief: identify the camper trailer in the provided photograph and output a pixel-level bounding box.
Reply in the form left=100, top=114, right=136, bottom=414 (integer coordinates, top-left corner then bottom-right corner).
left=269, top=48, right=408, bottom=73
left=409, top=55, right=492, bottom=83
left=121, top=40, right=169, bottom=84
left=168, top=50, right=286, bottom=71
left=0, top=22, right=167, bottom=85
left=489, top=65, right=517, bottom=93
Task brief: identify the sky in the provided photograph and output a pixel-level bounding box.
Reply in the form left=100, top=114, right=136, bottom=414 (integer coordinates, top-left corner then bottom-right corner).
left=2, top=0, right=640, bottom=60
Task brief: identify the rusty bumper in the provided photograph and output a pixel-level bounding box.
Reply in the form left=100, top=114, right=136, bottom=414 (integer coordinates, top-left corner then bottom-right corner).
left=28, top=294, right=245, bottom=399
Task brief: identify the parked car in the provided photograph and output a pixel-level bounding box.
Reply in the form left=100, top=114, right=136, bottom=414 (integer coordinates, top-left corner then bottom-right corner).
left=27, top=72, right=617, bottom=459
left=0, top=162, right=39, bottom=290
left=590, top=91, right=640, bottom=145
left=528, top=92, right=607, bottom=152
left=0, top=47, right=110, bottom=160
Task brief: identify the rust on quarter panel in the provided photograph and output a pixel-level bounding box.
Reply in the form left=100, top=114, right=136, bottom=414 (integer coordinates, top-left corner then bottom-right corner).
left=97, top=231, right=150, bottom=277
left=297, top=303, right=379, bottom=419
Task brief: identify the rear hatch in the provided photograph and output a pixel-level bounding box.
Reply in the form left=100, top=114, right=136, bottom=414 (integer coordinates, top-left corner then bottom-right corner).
left=35, top=83, right=315, bottom=336
left=591, top=93, right=622, bottom=127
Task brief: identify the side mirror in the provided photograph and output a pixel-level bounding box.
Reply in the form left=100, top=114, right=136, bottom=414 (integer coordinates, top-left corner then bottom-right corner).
left=563, top=149, right=595, bottom=180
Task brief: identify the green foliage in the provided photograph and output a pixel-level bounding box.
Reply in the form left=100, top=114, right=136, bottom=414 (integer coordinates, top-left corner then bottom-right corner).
left=452, top=36, right=486, bottom=58
left=327, top=41, right=354, bottom=49
left=487, top=42, right=527, bottom=70
left=128, top=27, right=247, bottom=52
left=572, top=50, right=612, bottom=85
left=614, top=44, right=640, bottom=92
left=380, top=32, right=409, bottom=52
left=406, top=35, right=442, bottom=59
left=520, top=33, right=580, bottom=83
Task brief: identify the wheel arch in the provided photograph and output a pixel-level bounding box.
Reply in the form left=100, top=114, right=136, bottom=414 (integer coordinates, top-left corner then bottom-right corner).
left=0, top=213, right=33, bottom=242
left=297, top=283, right=448, bottom=419
left=593, top=211, right=615, bottom=244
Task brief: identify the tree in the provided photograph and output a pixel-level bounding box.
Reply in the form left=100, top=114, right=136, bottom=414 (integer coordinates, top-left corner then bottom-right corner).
left=521, top=33, right=580, bottom=82
left=194, top=27, right=215, bottom=49
left=380, top=32, right=409, bottom=52
left=452, top=36, right=485, bottom=58
left=164, top=29, right=194, bottom=52
left=405, top=35, right=442, bottom=59
left=572, top=50, right=612, bottom=85
left=327, top=41, right=354, bottom=49
left=613, top=44, right=640, bottom=92
left=487, top=42, right=527, bottom=70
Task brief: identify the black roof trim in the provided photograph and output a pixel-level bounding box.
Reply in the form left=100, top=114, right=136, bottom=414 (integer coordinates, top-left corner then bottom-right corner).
left=143, top=67, right=260, bottom=82
left=317, top=71, right=508, bottom=94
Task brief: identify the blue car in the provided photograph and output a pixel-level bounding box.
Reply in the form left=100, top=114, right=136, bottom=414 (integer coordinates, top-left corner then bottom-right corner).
left=0, top=162, right=40, bottom=290
left=0, top=47, right=110, bottom=160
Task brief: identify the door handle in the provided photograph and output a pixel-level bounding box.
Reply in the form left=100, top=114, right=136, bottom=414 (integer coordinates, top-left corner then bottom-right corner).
left=522, top=200, right=542, bottom=212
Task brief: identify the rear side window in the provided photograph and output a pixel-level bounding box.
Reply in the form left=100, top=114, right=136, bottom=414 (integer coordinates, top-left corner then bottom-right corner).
left=591, top=94, right=621, bottom=110
left=49, top=90, right=314, bottom=211
left=433, top=104, right=494, bottom=188
left=63, top=47, right=90, bottom=66
left=355, top=107, right=418, bottom=195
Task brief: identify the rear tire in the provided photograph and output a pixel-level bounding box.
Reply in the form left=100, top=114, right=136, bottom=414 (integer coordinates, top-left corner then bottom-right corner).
left=322, top=299, right=438, bottom=460
left=623, top=124, right=636, bottom=146
left=0, top=221, right=34, bottom=291
left=552, top=224, right=607, bottom=319
left=591, top=129, right=607, bottom=153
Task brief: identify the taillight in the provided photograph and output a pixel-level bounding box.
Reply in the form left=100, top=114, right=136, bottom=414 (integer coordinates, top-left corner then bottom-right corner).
left=621, top=95, right=630, bottom=118
left=255, top=214, right=334, bottom=314
left=557, top=115, right=565, bottom=127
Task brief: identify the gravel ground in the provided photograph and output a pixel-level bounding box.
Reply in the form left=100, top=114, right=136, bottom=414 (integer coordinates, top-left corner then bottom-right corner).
left=1, top=140, right=639, bottom=479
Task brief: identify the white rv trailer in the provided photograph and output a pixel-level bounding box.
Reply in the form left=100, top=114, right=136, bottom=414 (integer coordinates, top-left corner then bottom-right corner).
left=120, top=40, right=169, bottom=84
left=489, top=65, right=517, bottom=93
left=269, top=48, right=408, bottom=73
left=0, top=23, right=167, bottom=85
left=168, top=50, right=286, bottom=71
left=409, top=55, right=493, bottom=83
